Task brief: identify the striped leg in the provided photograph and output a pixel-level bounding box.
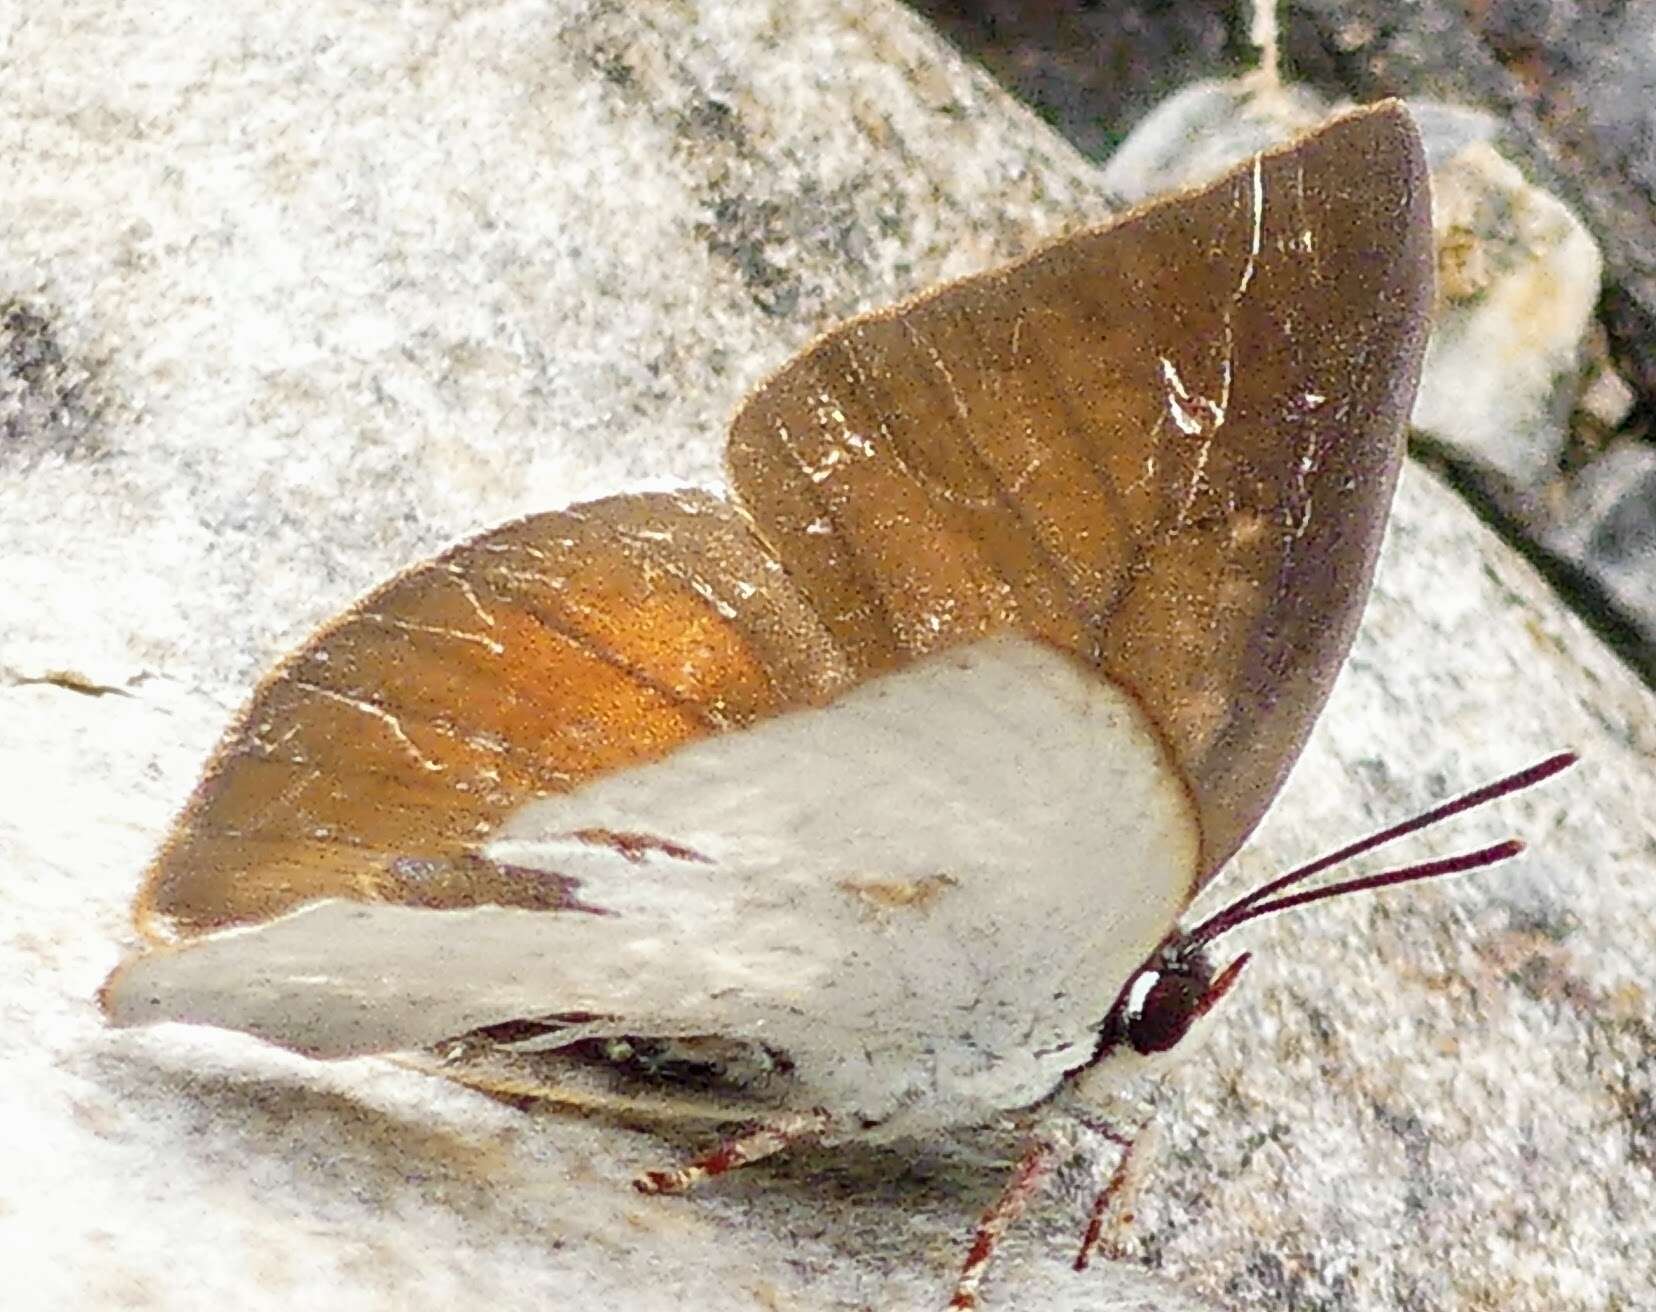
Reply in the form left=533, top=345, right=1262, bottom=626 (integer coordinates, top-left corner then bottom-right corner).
left=1073, top=1119, right=1153, bottom=1271
left=633, top=1108, right=833, bottom=1195
left=948, top=1138, right=1059, bottom=1311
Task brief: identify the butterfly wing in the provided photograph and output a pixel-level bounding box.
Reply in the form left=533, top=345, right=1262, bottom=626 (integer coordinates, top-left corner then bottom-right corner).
left=108, top=631, right=1197, bottom=1134
left=126, top=489, right=851, bottom=937
left=727, top=102, right=1432, bottom=878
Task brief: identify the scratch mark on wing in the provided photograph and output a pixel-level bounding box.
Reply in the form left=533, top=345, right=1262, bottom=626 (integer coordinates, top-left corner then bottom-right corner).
left=1292, top=427, right=1323, bottom=538
left=1178, top=437, right=1214, bottom=527
left=371, top=613, right=507, bottom=655
left=476, top=540, right=550, bottom=563
left=247, top=765, right=324, bottom=833
left=841, top=336, right=897, bottom=455
left=600, top=524, right=742, bottom=620
left=1237, top=154, right=1264, bottom=298
left=906, top=319, right=970, bottom=426
left=1124, top=450, right=1158, bottom=497
left=446, top=567, right=499, bottom=629
left=839, top=336, right=1004, bottom=514
left=294, top=681, right=448, bottom=772
left=1216, top=320, right=1235, bottom=421
left=1159, top=355, right=1227, bottom=437
left=1291, top=157, right=1322, bottom=279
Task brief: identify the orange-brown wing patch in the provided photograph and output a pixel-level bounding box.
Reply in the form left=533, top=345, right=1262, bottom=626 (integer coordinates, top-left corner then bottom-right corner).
left=727, top=104, right=1433, bottom=878
left=136, top=490, right=850, bottom=938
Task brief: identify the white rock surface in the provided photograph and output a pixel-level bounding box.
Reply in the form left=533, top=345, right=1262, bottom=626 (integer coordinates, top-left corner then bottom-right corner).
left=3, top=4, right=1652, bottom=1312
left=1414, top=134, right=1602, bottom=484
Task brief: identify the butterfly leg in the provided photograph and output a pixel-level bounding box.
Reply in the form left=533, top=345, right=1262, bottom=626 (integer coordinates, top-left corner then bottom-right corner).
left=948, top=1137, right=1061, bottom=1311
left=633, top=1108, right=834, bottom=1195
left=1072, top=1117, right=1156, bottom=1270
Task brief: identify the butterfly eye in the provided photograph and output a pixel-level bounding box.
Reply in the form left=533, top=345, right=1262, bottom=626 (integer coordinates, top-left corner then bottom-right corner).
left=1124, top=966, right=1207, bottom=1055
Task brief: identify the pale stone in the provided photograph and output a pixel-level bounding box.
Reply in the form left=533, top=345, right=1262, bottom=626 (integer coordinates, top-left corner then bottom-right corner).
left=1415, top=138, right=1603, bottom=483
left=1545, top=435, right=1656, bottom=656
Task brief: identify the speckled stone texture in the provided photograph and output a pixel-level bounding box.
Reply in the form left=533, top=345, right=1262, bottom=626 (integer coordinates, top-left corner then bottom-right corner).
left=1, top=3, right=1651, bottom=1311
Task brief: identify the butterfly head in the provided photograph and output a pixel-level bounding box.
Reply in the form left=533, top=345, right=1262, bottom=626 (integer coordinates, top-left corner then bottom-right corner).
left=1103, top=937, right=1251, bottom=1060
left=1066, top=751, right=1576, bottom=1107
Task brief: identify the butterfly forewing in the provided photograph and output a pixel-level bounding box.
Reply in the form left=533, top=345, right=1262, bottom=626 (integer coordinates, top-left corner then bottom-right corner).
left=727, top=105, right=1431, bottom=876
left=134, top=489, right=850, bottom=937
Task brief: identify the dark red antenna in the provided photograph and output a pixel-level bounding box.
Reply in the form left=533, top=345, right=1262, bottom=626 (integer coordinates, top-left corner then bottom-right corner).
left=1186, top=752, right=1578, bottom=949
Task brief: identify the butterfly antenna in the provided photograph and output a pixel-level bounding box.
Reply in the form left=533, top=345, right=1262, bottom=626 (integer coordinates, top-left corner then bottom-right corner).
left=1186, top=752, right=1577, bottom=949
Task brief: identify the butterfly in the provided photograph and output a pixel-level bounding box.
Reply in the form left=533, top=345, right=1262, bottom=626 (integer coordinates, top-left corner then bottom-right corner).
left=99, top=101, right=1572, bottom=1308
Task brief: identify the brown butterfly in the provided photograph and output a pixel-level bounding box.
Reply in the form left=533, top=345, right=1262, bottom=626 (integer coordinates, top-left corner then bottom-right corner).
left=100, top=102, right=1572, bottom=1307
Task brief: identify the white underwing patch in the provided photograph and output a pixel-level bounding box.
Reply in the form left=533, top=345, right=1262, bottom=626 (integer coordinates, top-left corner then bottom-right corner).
left=107, top=635, right=1199, bottom=1137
